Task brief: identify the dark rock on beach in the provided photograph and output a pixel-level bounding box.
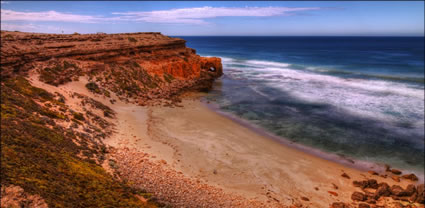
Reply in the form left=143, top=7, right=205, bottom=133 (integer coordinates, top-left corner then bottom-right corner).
left=351, top=191, right=366, bottom=201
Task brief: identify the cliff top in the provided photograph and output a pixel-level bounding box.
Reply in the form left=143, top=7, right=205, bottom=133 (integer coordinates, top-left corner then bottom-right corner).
left=1, top=31, right=187, bottom=66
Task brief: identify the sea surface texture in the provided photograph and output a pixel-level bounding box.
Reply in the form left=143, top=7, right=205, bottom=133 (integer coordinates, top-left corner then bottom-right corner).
left=182, top=36, right=424, bottom=174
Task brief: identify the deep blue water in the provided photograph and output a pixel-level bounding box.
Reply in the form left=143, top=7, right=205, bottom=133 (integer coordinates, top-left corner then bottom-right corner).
left=181, top=36, right=425, bottom=174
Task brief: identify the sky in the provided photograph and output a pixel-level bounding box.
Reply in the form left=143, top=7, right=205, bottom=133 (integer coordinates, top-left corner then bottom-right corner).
left=1, top=1, right=424, bottom=36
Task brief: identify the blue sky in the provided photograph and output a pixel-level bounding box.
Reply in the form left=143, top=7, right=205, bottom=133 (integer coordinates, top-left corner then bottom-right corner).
left=1, top=1, right=424, bottom=36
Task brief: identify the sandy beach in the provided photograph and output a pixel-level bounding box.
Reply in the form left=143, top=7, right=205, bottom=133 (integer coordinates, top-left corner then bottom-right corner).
left=104, top=92, right=417, bottom=207
left=27, top=76, right=420, bottom=207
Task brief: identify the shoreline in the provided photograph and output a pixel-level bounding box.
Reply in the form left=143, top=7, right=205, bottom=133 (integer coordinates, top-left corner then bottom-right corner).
left=29, top=77, right=423, bottom=207
left=202, top=97, right=425, bottom=183
left=131, top=94, right=417, bottom=207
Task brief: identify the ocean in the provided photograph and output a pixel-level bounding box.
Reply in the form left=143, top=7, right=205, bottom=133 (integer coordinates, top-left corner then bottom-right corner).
left=181, top=36, right=425, bottom=175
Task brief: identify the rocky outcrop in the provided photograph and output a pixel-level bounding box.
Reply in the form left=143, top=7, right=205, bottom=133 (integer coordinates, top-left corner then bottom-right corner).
left=1, top=31, right=222, bottom=104
left=351, top=179, right=424, bottom=205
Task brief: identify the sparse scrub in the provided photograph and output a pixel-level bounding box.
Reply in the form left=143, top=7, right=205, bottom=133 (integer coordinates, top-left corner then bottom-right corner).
left=85, top=82, right=101, bottom=94
left=163, top=73, right=175, bottom=83
left=128, top=37, right=137, bottom=43
left=1, top=76, right=152, bottom=207
left=39, top=61, right=82, bottom=86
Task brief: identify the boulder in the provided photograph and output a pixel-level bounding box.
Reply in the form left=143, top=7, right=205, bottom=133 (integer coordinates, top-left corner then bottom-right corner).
left=341, top=173, right=350, bottom=179
left=331, top=202, right=350, bottom=208
left=353, top=180, right=368, bottom=189
left=391, top=169, right=402, bottom=175
left=385, top=164, right=391, bottom=172
left=358, top=203, right=370, bottom=208
left=352, top=179, right=378, bottom=189
left=391, top=185, right=408, bottom=196
left=401, top=173, right=418, bottom=181
left=416, top=184, right=424, bottom=204
left=391, top=175, right=400, bottom=182
left=374, top=182, right=391, bottom=199
left=368, top=171, right=379, bottom=175
left=351, top=192, right=366, bottom=201
left=367, top=179, right=378, bottom=189
left=404, top=184, right=416, bottom=196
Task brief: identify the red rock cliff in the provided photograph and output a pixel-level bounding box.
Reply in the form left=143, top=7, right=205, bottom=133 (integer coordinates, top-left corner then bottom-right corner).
left=0, top=31, right=223, bottom=104
left=1, top=31, right=222, bottom=79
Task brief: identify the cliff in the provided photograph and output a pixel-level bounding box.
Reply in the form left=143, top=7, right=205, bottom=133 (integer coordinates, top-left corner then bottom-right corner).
left=1, top=31, right=222, bottom=104
left=0, top=31, right=222, bottom=207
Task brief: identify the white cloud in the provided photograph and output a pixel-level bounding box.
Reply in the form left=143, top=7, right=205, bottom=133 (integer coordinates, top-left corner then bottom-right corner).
left=0, top=9, right=119, bottom=23
left=1, top=6, right=322, bottom=25
left=0, top=22, right=64, bottom=33
left=113, top=6, right=322, bottom=24
left=1, top=23, right=37, bottom=31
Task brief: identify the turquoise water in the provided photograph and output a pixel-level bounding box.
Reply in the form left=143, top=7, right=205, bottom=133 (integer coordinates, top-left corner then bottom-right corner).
left=182, top=36, right=425, bottom=175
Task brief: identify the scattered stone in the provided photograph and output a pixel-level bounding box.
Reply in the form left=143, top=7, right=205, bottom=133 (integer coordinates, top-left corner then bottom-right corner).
left=374, top=182, right=391, bottom=199
left=341, top=173, right=351, bottom=179
left=401, top=173, right=418, bottom=181
left=367, top=179, right=378, bottom=189
left=328, top=191, right=339, bottom=196
left=365, top=198, right=376, bottom=204
left=391, top=185, right=408, bottom=196
left=385, top=164, right=391, bottom=172
left=391, top=175, right=400, bottom=182
left=331, top=202, right=350, bottom=208
left=353, top=179, right=378, bottom=189
left=358, top=203, right=370, bottom=208
left=391, top=169, right=402, bottom=175
left=368, top=171, right=379, bottom=175
left=351, top=191, right=366, bottom=201
left=405, top=184, right=416, bottom=196
left=416, top=184, right=424, bottom=203
left=300, top=196, right=309, bottom=201
left=353, top=180, right=368, bottom=189
left=332, top=183, right=339, bottom=190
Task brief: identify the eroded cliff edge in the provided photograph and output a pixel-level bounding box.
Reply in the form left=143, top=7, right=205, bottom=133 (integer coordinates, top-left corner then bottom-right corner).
left=0, top=31, right=223, bottom=208
left=1, top=31, right=222, bottom=105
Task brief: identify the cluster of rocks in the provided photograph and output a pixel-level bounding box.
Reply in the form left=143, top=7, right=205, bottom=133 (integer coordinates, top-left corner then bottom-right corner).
left=331, top=168, right=423, bottom=208
left=351, top=179, right=424, bottom=204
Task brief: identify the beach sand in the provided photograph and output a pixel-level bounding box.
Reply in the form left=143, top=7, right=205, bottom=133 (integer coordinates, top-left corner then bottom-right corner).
left=105, top=93, right=416, bottom=207
left=28, top=76, right=417, bottom=207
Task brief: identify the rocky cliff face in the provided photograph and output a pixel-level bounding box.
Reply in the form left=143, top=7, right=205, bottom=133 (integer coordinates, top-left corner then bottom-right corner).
left=1, top=31, right=222, bottom=104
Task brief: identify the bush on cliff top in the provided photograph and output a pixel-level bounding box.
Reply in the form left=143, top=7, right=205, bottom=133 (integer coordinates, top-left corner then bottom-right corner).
left=128, top=37, right=138, bottom=43
left=1, top=76, right=156, bottom=208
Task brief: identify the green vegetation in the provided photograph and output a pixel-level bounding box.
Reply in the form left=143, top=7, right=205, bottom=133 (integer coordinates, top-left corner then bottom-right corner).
left=128, top=37, right=138, bottom=43
left=72, top=112, right=85, bottom=121
left=163, top=73, right=175, bottom=83
left=39, top=61, right=82, bottom=86
left=85, top=82, right=101, bottom=94
left=1, top=76, right=156, bottom=208
left=3, top=34, right=14, bottom=40
left=90, top=61, right=162, bottom=99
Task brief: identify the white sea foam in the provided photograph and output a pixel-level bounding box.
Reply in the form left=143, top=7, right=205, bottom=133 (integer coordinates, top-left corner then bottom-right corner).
left=245, top=60, right=291, bottom=68
left=220, top=58, right=425, bottom=138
